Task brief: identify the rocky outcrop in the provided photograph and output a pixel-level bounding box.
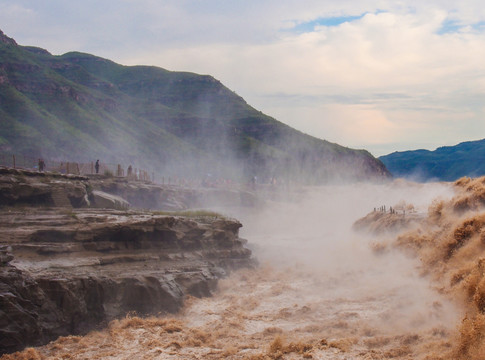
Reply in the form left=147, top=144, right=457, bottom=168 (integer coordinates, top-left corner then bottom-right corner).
left=90, top=190, right=130, bottom=210
left=88, top=176, right=261, bottom=210
left=0, top=168, right=89, bottom=208
left=0, top=168, right=261, bottom=211
left=0, top=30, right=17, bottom=46
left=88, top=176, right=198, bottom=210
left=352, top=210, right=423, bottom=235
left=0, top=208, right=253, bottom=354
left=0, top=168, right=257, bottom=354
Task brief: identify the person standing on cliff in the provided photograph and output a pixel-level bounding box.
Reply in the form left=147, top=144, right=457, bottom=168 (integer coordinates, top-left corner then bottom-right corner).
left=95, top=159, right=100, bottom=174
left=38, top=158, right=45, bottom=172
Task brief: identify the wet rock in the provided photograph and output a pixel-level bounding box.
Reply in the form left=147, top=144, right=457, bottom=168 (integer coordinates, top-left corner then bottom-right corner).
left=90, top=190, right=130, bottom=210
left=0, top=208, right=253, bottom=354
left=0, top=247, right=13, bottom=265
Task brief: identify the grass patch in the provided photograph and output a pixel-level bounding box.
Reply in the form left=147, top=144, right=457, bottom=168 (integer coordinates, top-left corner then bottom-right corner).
left=60, top=209, right=79, bottom=219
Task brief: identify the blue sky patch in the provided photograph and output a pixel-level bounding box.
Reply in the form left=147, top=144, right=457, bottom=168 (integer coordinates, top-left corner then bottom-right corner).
left=291, top=14, right=365, bottom=33
left=472, top=21, right=485, bottom=31
left=438, top=19, right=485, bottom=34
left=290, top=11, right=389, bottom=33
left=437, top=19, right=462, bottom=34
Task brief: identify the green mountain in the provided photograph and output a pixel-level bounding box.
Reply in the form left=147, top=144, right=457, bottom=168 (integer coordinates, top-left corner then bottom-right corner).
left=379, top=139, right=485, bottom=182
left=0, top=30, right=390, bottom=183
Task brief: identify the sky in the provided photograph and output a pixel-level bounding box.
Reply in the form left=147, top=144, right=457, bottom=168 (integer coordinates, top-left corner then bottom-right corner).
left=1, top=0, right=485, bottom=156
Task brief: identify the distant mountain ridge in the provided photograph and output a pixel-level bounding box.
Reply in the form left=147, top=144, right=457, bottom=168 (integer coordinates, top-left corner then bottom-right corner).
left=0, top=29, right=390, bottom=183
left=379, top=139, right=485, bottom=181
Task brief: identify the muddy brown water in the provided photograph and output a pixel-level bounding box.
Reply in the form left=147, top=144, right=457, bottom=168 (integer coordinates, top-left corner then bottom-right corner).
left=2, top=182, right=467, bottom=359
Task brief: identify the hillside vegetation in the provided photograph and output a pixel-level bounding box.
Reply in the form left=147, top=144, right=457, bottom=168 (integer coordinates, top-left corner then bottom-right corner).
left=0, top=30, right=390, bottom=183
left=380, top=139, right=485, bottom=182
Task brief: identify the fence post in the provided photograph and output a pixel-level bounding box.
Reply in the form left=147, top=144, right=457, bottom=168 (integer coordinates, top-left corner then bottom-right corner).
left=67, top=162, right=70, bottom=174
left=12, top=155, right=15, bottom=169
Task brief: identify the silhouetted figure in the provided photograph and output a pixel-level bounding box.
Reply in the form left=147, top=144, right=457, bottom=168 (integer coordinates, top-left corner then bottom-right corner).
left=38, top=158, right=45, bottom=172
left=250, top=176, right=257, bottom=191
left=95, top=160, right=100, bottom=174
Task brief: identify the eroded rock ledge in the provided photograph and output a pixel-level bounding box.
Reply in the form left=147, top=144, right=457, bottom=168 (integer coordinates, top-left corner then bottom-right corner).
left=0, top=167, right=260, bottom=211
left=0, top=208, right=253, bottom=354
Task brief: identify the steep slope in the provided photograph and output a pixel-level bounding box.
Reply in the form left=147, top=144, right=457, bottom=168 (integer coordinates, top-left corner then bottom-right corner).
left=0, top=30, right=390, bottom=183
left=380, top=139, right=485, bottom=182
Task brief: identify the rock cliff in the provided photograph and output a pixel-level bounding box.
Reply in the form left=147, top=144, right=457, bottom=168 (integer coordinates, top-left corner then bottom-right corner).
left=0, top=168, right=254, bottom=354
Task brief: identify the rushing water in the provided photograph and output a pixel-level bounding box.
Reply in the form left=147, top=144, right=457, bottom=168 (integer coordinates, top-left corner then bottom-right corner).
left=3, top=182, right=463, bottom=359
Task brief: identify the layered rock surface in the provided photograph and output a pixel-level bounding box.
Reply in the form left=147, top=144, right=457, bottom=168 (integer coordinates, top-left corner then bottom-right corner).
left=0, top=168, right=254, bottom=354
left=0, top=167, right=259, bottom=211
left=0, top=168, right=89, bottom=208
